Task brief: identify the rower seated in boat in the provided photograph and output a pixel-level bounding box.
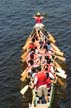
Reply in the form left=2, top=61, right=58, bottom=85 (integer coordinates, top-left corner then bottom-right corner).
left=33, top=12, right=45, bottom=30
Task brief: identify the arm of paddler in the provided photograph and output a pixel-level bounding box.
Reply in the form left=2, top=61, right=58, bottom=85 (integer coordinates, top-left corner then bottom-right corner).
left=50, top=76, right=58, bottom=84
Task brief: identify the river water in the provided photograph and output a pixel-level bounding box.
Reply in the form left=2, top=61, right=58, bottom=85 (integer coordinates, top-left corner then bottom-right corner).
left=0, top=0, right=71, bottom=108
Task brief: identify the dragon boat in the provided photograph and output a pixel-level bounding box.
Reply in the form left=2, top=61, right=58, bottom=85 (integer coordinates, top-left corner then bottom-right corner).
left=20, top=23, right=67, bottom=108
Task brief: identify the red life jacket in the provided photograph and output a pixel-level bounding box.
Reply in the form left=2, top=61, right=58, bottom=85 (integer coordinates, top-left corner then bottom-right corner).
left=35, top=17, right=42, bottom=23
left=35, top=71, right=47, bottom=89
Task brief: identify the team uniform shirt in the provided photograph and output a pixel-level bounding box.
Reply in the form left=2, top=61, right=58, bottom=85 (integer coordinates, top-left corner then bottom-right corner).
left=34, top=17, right=43, bottom=23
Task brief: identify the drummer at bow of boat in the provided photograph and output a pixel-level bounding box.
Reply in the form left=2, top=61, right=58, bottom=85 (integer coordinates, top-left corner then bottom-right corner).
left=33, top=12, right=45, bottom=30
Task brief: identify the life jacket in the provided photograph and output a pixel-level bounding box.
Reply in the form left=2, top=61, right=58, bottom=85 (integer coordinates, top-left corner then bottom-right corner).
left=35, top=17, right=42, bottom=23
left=35, top=71, right=47, bottom=89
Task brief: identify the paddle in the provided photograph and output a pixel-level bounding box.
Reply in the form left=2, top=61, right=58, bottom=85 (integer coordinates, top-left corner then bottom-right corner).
left=47, top=32, right=55, bottom=41
left=51, top=70, right=67, bottom=87
left=56, top=72, right=67, bottom=79
left=54, top=50, right=64, bottom=57
left=53, top=60, right=65, bottom=69
left=57, top=77, right=66, bottom=87
left=20, top=71, right=28, bottom=82
left=53, top=60, right=65, bottom=73
left=52, top=60, right=67, bottom=79
left=20, top=85, right=29, bottom=95
left=49, top=70, right=66, bottom=87
left=22, top=38, right=31, bottom=51
left=56, top=67, right=65, bottom=74
left=48, top=35, right=56, bottom=43
left=55, top=55, right=66, bottom=62
left=21, top=51, right=28, bottom=62
left=51, top=43, right=62, bottom=52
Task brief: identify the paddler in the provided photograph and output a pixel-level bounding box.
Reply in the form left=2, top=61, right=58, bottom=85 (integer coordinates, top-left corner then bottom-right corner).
left=33, top=67, right=49, bottom=104
left=31, top=66, right=57, bottom=104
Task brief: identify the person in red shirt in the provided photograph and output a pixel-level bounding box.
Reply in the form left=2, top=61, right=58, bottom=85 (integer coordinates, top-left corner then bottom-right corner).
left=33, top=12, right=44, bottom=23
left=33, top=12, right=45, bottom=30
left=34, top=70, right=49, bottom=104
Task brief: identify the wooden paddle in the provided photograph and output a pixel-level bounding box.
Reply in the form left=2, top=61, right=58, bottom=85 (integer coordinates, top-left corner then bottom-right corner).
left=53, top=60, right=63, bottom=69
left=56, top=67, right=65, bottom=74
left=47, top=32, right=55, bottom=40
left=55, top=55, right=66, bottom=62
left=21, top=51, right=28, bottom=62
left=51, top=43, right=61, bottom=51
left=57, top=77, right=66, bottom=87
left=53, top=60, right=66, bottom=74
left=22, top=43, right=29, bottom=51
left=21, top=69, right=27, bottom=76
left=20, top=85, right=29, bottom=95
left=26, top=37, right=31, bottom=43
left=49, top=37, right=56, bottom=43
left=47, top=32, right=55, bottom=39
left=22, top=38, right=31, bottom=51
left=56, top=72, right=67, bottom=79
left=54, top=50, right=64, bottom=57
left=20, top=71, right=28, bottom=82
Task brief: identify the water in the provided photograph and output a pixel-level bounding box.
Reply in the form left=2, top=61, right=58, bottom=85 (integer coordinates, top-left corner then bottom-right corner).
left=0, top=0, right=71, bottom=108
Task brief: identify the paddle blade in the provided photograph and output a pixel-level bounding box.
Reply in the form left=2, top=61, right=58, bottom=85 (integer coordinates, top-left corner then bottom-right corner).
left=56, top=72, right=67, bottom=79
left=20, top=85, right=29, bottom=95
left=55, top=50, right=64, bottom=56
left=55, top=55, right=66, bottom=62
left=20, top=74, right=27, bottom=82
left=57, top=67, right=65, bottom=74
left=57, top=77, right=66, bottom=87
